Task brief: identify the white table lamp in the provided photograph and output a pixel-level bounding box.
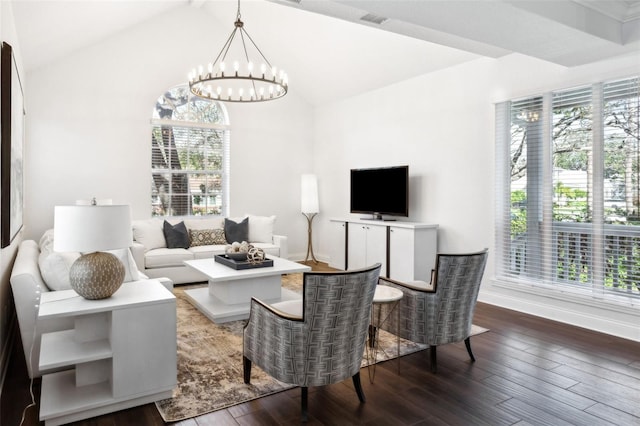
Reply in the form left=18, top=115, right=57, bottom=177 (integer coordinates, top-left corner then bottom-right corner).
left=301, top=174, right=319, bottom=263
left=54, top=204, right=132, bottom=299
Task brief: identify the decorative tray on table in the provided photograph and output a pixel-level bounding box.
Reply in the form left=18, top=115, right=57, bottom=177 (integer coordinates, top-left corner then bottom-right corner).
left=214, top=254, right=274, bottom=270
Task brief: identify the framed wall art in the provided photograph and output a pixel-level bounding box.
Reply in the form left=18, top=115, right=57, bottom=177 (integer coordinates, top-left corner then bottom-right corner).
left=1, top=41, right=25, bottom=248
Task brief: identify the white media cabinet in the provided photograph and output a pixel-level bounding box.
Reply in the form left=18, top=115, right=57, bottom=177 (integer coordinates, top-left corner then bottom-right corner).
left=329, top=219, right=438, bottom=282
left=37, top=280, right=177, bottom=426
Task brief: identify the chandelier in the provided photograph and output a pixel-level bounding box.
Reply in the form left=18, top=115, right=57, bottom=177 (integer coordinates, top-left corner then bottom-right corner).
left=188, top=0, right=288, bottom=103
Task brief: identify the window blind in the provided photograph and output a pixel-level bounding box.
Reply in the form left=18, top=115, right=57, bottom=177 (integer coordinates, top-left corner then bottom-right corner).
left=495, top=76, right=640, bottom=300
left=150, top=85, right=230, bottom=218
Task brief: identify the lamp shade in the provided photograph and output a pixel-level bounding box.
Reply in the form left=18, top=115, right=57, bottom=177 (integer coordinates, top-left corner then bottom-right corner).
left=53, top=205, right=132, bottom=252
left=301, top=174, right=319, bottom=214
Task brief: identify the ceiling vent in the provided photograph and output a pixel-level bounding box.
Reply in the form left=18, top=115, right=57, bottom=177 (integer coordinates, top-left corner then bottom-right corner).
left=360, top=13, right=388, bottom=25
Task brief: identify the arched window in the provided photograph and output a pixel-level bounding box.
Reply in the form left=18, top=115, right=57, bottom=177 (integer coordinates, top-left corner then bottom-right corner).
left=151, top=85, right=230, bottom=217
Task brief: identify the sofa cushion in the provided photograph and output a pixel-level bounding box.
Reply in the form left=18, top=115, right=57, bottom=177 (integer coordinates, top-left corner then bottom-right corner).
left=247, top=214, right=276, bottom=243
left=163, top=220, right=190, bottom=249
left=250, top=242, right=280, bottom=257
left=145, top=248, right=194, bottom=269
left=224, top=217, right=249, bottom=244
left=189, top=228, right=226, bottom=246
left=132, top=219, right=166, bottom=250
left=188, top=245, right=227, bottom=259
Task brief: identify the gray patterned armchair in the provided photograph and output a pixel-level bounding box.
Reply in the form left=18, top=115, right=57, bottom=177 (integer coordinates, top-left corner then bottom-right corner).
left=378, top=249, right=488, bottom=373
left=243, top=264, right=381, bottom=421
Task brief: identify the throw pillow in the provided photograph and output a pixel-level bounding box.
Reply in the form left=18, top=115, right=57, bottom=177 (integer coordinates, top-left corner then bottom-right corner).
left=189, top=228, right=226, bottom=246
left=105, top=248, right=140, bottom=283
left=246, top=214, right=276, bottom=243
left=224, top=217, right=249, bottom=244
left=163, top=220, right=190, bottom=249
left=38, top=251, right=81, bottom=291
left=132, top=219, right=166, bottom=250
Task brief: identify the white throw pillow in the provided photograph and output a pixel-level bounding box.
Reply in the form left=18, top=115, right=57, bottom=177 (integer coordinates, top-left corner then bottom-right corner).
left=132, top=219, right=166, bottom=250
left=106, top=248, right=140, bottom=283
left=246, top=215, right=276, bottom=243
left=38, top=251, right=80, bottom=291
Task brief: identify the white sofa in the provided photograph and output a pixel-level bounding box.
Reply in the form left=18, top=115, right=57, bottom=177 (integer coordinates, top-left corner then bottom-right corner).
left=10, top=237, right=173, bottom=379
left=130, top=215, right=288, bottom=285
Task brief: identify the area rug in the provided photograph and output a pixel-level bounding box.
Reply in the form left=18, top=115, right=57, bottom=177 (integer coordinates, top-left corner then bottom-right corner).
left=155, top=274, right=488, bottom=422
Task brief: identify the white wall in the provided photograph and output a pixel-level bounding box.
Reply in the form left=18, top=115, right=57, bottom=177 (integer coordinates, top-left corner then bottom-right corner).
left=24, top=5, right=314, bottom=258
left=313, top=52, right=640, bottom=341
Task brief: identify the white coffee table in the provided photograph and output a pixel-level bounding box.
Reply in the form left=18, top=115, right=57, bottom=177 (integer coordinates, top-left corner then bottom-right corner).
left=183, top=256, right=311, bottom=323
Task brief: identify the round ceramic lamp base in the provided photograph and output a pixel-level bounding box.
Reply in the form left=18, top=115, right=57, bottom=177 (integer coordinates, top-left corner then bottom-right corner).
left=69, top=252, right=125, bottom=300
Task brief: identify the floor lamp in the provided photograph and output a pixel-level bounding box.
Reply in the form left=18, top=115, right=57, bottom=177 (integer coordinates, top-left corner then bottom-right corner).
left=301, top=174, right=319, bottom=264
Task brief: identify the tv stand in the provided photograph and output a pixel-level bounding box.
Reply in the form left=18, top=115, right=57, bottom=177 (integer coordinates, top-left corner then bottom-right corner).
left=328, top=219, right=438, bottom=282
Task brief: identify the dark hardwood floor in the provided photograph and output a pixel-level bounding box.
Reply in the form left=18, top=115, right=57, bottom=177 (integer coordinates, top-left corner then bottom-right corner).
left=3, top=262, right=640, bottom=425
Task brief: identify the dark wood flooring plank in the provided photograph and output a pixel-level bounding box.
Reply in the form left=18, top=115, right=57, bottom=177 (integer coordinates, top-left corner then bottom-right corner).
left=534, top=350, right=640, bottom=389
left=555, top=347, right=640, bottom=380
left=496, top=397, right=578, bottom=426
left=483, top=375, right=616, bottom=426
left=402, top=384, right=515, bottom=426
left=192, top=408, right=240, bottom=425
left=567, top=382, right=640, bottom=418
left=584, top=402, right=640, bottom=426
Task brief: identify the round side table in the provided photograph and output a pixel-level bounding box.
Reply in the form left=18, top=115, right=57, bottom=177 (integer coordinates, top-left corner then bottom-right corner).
left=366, top=285, right=403, bottom=383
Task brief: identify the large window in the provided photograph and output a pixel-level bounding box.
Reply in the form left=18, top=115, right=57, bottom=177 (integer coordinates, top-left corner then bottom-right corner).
left=151, top=85, right=230, bottom=217
left=496, top=76, right=640, bottom=302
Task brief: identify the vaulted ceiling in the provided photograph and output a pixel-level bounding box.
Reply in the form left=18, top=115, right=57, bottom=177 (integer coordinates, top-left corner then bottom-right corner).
left=11, top=0, right=640, bottom=105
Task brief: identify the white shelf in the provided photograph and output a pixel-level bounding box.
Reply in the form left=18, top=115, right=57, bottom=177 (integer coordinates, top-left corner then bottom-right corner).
left=39, top=329, right=112, bottom=370
left=40, top=370, right=112, bottom=419
left=37, top=280, right=177, bottom=425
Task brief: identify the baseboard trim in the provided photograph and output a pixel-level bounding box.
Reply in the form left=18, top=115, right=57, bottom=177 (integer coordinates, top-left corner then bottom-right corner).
left=479, top=280, right=640, bottom=342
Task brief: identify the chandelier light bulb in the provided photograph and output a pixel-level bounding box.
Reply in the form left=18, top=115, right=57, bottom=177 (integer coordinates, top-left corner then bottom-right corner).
left=220, top=62, right=226, bottom=73
left=198, top=65, right=204, bottom=78
left=248, top=61, right=254, bottom=74
left=208, top=63, right=213, bottom=74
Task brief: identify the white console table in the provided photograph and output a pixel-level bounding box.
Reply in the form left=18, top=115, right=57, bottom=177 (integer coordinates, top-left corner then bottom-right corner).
left=329, top=219, right=438, bottom=282
left=38, top=280, right=177, bottom=426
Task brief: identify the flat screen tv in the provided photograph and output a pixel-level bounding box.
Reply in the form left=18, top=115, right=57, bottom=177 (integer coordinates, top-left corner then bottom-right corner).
left=350, top=165, right=409, bottom=220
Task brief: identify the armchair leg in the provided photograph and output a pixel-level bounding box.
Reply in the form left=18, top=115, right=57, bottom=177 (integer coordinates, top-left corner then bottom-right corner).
left=352, top=372, right=366, bottom=403
left=301, top=387, right=308, bottom=422
left=429, top=345, right=437, bottom=373
left=243, top=356, right=252, bottom=384
left=464, top=337, right=476, bottom=362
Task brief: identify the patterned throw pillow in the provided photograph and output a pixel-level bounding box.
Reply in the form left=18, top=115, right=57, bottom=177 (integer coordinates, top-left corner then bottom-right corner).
left=189, top=228, right=226, bottom=246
